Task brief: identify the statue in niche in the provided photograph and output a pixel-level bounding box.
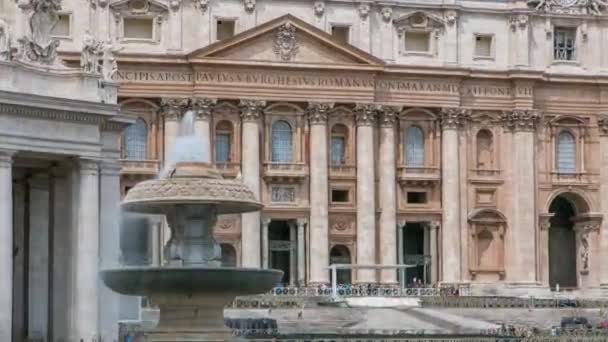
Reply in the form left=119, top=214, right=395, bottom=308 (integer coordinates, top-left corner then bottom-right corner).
left=80, top=30, right=102, bottom=73
left=18, top=0, right=62, bottom=64
left=476, top=130, right=493, bottom=169
left=0, top=19, right=12, bottom=61
left=581, top=233, right=589, bottom=271
left=100, top=39, right=123, bottom=81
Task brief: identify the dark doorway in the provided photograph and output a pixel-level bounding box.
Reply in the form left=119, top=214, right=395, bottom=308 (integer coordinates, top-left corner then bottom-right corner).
left=329, top=245, right=352, bottom=285
left=220, top=243, right=237, bottom=267
left=403, top=222, right=426, bottom=286
left=269, top=220, right=291, bottom=286
left=549, top=196, right=577, bottom=289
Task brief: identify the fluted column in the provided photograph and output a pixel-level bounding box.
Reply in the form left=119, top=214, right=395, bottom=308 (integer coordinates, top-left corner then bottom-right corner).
left=0, top=150, right=14, bottom=342
left=502, top=109, right=540, bottom=284
left=307, top=102, right=332, bottom=285
left=240, top=100, right=265, bottom=268
left=73, top=159, right=100, bottom=341
left=597, top=116, right=608, bottom=287
left=161, top=98, right=189, bottom=166
left=439, top=108, right=468, bottom=283
left=193, top=97, right=217, bottom=161
left=296, top=218, right=307, bottom=286
left=355, top=104, right=377, bottom=283
left=378, top=106, right=399, bottom=285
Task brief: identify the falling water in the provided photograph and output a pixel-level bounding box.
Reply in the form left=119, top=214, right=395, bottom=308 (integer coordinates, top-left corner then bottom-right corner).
left=165, top=110, right=211, bottom=173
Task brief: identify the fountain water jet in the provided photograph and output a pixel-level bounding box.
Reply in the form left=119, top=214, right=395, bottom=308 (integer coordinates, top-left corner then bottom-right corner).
left=101, top=113, right=282, bottom=341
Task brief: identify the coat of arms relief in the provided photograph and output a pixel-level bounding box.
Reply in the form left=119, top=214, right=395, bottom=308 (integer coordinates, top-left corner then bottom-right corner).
left=528, top=0, right=608, bottom=15
left=273, top=23, right=299, bottom=61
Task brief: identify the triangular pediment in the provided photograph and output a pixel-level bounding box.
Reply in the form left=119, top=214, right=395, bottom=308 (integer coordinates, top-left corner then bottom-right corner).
left=188, top=14, right=384, bottom=67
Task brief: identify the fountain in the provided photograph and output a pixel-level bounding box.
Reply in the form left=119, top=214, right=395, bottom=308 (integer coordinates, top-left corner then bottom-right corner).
left=101, top=111, right=283, bottom=341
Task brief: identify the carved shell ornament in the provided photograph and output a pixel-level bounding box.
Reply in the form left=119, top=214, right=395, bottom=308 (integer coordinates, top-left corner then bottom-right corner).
left=273, top=23, right=299, bottom=61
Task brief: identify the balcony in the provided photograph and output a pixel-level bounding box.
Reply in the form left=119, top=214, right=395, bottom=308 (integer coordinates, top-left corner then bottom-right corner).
left=215, top=162, right=241, bottom=178
left=551, top=171, right=595, bottom=184
left=397, top=166, right=440, bottom=187
left=120, top=159, right=160, bottom=175
left=329, top=164, right=356, bottom=179
left=263, top=162, right=308, bottom=182
left=469, top=168, right=502, bottom=184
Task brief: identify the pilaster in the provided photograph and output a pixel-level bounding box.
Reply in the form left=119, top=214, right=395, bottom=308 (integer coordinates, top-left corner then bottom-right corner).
left=378, top=105, right=399, bottom=285
left=239, top=99, right=265, bottom=268
left=192, top=97, right=217, bottom=162
left=598, top=115, right=608, bottom=287
left=0, top=150, right=14, bottom=342
left=307, top=102, right=332, bottom=285
left=427, top=221, right=440, bottom=284
left=261, top=217, right=271, bottom=269
left=355, top=103, right=377, bottom=283
left=296, top=218, right=307, bottom=286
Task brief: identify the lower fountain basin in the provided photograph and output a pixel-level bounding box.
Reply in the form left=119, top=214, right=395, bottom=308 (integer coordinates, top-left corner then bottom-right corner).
left=101, top=266, right=283, bottom=297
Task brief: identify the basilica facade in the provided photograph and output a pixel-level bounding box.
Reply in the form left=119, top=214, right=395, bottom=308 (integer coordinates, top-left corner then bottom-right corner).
left=84, top=0, right=608, bottom=293
left=7, top=0, right=608, bottom=302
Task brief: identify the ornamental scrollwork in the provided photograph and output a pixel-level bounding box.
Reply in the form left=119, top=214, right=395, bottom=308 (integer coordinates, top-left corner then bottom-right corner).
left=307, top=102, right=333, bottom=125
left=17, top=0, right=63, bottom=65
left=273, top=23, right=299, bottom=62
left=439, top=107, right=471, bottom=129
left=500, top=109, right=541, bottom=131
left=358, top=3, right=370, bottom=20
left=378, top=105, right=401, bottom=127
left=0, top=19, right=14, bottom=61
left=313, top=1, right=325, bottom=17
left=239, top=99, right=266, bottom=121
left=160, top=98, right=189, bottom=121
left=192, top=97, right=217, bottom=121
left=598, top=115, right=608, bottom=136
left=527, top=0, right=608, bottom=15
left=355, top=103, right=379, bottom=126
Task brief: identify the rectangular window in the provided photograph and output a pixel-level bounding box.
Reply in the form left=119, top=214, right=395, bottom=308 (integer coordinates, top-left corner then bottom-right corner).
left=51, top=14, right=71, bottom=37
left=331, top=136, right=345, bottom=165
left=331, top=189, right=349, bottom=203
left=217, top=20, right=235, bottom=41
left=331, top=26, right=350, bottom=44
left=554, top=27, right=576, bottom=61
left=405, top=31, right=430, bottom=52
left=474, top=35, right=492, bottom=58
left=124, top=18, right=154, bottom=40
left=407, top=192, right=427, bottom=204
left=215, top=133, right=231, bottom=162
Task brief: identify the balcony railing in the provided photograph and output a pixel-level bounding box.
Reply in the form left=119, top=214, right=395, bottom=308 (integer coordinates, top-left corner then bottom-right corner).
left=263, top=162, right=308, bottom=180
left=120, top=159, right=160, bottom=175
left=329, top=164, right=356, bottom=177
left=397, top=166, right=440, bottom=185
left=551, top=171, right=594, bottom=183
left=471, top=168, right=501, bottom=178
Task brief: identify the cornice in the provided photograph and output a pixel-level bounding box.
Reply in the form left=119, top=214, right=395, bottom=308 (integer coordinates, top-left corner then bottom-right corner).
left=0, top=90, right=119, bottom=117
left=0, top=102, right=109, bottom=125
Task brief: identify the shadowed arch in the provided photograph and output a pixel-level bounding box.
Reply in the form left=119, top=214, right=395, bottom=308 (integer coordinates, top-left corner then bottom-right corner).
left=544, top=189, right=592, bottom=215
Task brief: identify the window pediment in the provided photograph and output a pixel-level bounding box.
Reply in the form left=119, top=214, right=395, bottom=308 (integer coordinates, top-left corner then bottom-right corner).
left=468, top=208, right=507, bottom=224
left=110, top=0, right=168, bottom=17
left=394, top=11, right=445, bottom=36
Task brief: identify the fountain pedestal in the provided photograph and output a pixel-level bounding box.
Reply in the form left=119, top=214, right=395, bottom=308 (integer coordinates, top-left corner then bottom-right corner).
left=101, top=163, right=282, bottom=341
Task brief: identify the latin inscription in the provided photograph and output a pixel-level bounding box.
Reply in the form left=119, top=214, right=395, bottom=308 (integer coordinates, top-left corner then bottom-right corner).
left=113, top=70, right=533, bottom=97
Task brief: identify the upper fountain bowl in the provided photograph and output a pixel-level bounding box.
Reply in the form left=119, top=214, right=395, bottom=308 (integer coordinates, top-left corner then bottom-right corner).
left=122, top=162, right=262, bottom=215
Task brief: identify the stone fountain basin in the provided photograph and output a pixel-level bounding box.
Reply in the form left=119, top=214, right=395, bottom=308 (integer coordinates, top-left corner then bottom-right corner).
left=101, top=266, right=283, bottom=297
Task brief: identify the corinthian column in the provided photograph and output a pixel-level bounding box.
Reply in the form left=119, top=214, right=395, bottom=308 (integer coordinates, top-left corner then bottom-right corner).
left=161, top=98, right=189, bottom=166
left=501, top=109, right=541, bottom=284
left=597, top=116, right=608, bottom=287
left=439, top=108, right=468, bottom=283
left=355, top=104, right=377, bottom=283
left=0, top=150, right=14, bottom=342
left=307, top=102, right=332, bottom=285
left=378, top=106, right=399, bottom=285
left=73, top=159, right=100, bottom=341
left=240, top=100, right=265, bottom=268
left=193, top=97, right=217, bottom=161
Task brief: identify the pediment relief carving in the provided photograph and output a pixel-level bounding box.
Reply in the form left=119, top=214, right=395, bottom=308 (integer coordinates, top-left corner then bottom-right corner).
left=188, top=15, right=383, bottom=66
left=394, top=11, right=445, bottom=36
left=110, top=0, right=168, bottom=18
left=527, top=0, right=608, bottom=15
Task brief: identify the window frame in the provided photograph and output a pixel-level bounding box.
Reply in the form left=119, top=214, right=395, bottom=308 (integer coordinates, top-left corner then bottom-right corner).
left=122, top=117, right=148, bottom=160
left=330, top=24, right=351, bottom=45
left=121, top=15, right=161, bottom=43
left=555, top=129, right=577, bottom=174
left=270, top=119, right=293, bottom=163
left=51, top=12, right=73, bottom=40
left=552, top=26, right=578, bottom=63
left=405, top=125, right=425, bottom=167
left=214, top=17, right=237, bottom=42
left=473, top=33, right=495, bottom=61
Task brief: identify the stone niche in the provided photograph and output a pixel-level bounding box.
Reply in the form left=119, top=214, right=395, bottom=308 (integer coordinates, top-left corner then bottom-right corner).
left=468, top=208, right=506, bottom=281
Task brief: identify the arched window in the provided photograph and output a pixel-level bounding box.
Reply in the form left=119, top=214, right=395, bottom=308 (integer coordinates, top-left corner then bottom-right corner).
left=476, top=129, right=494, bottom=169
left=215, top=120, right=233, bottom=162
left=123, top=118, right=148, bottom=160
left=271, top=120, right=293, bottom=162
left=556, top=131, right=576, bottom=173
left=405, top=126, right=424, bottom=167
left=331, top=124, right=348, bottom=165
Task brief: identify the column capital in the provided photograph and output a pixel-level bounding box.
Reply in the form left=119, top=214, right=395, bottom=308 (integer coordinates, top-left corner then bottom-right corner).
left=598, top=115, right=608, bottom=136
left=239, top=99, right=266, bottom=122
left=426, top=221, right=440, bottom=230
left=262, top=217, right=272, bottom=226
left=500, top=109, right=541, bottom=132
left=307, top=102, right=334, bottom=125
left=296, top=218, right=308, bottom=227
left=0, top=150, right=16, bottom=168
left=77, top=159, right=99, bottom=175
left=354, top=103, right=378, bottom=126
left=160, top=97, right=189, bottom=121
left=378, top=105, right=401, bottom=127
left=439, top=107, right=470, bottom=130
left=192, top=97, right=217, bottom=121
